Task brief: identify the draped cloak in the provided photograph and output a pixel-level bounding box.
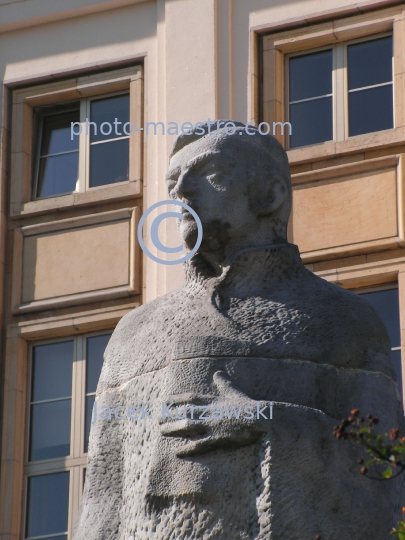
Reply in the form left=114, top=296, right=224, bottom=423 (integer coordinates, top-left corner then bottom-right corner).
left=73, top=244, right=405, bottom=540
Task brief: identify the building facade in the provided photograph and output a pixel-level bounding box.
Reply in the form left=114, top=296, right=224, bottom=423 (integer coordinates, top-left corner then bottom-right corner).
left=0, top=0, right=404, bottom=538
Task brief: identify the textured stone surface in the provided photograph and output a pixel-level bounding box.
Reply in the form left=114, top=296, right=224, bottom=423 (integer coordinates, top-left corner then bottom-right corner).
left=73, top=123, right=405, bottom=540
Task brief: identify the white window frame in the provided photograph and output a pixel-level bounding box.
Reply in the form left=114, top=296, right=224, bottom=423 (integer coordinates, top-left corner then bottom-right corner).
left=23, top=330, right=113, bottom=540
left=10, top=64, right=143, bottom=217
left=285, top=32, right=394, bottom=149
left=33, top=90, right=132, bottom=200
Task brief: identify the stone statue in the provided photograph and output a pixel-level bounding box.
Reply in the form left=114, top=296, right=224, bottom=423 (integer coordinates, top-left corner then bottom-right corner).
left=73, top=122, right=405, bottom=540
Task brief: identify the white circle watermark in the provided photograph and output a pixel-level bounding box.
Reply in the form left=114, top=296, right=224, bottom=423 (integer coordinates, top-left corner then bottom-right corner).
left=137, top=200, right=203, bottom=265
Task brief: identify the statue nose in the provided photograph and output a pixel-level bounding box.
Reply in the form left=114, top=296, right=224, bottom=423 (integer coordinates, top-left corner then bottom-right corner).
left=173, top=171, right=196, bottom=199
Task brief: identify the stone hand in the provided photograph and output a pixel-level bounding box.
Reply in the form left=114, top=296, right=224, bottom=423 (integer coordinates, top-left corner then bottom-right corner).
left=160, top=370, right=270, bottom=457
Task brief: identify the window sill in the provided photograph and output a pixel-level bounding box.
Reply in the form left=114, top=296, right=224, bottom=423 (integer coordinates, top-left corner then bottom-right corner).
left=287, top=126, right=405, bottom=166
left=10, top=178, right=142, bottom=218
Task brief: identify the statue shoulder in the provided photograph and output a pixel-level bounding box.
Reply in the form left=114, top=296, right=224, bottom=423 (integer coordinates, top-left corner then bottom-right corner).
left=310, top=272, right=388, bottom=333
left=97, top=288, right=184, bottom=391
left=305, top=270, right=394, bottom=375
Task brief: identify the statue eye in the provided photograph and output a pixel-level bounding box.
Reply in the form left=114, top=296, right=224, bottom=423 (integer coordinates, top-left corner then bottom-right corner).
left=201, top=166, right=223, bottom=183
left=199, top=162, right=217, bottom=176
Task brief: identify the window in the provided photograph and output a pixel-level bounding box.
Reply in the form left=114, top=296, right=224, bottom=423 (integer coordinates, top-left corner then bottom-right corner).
left=288, top=35, right=393, bottom=148
left=10, top=65, right=142, bottom=216
left=26, top=472, right=69, bottom=540
left=357, top=287, right=402, bottom=395
left=24, top=332, right=112, bottom=540
left=260, top=8, right=405, bottom=158
left=89, top=94, right=130, bottom=188
left=347, top=37, right=393, bottom=137
left=36, top=108, right=80, bottom=198
left=29, top=341, right=74, bottom=461
left=288, top=49, right=333, bottom=148
left=34, top=93, right=130, bottom=199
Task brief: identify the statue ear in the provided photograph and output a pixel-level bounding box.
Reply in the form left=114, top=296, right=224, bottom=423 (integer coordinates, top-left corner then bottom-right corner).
left=249, top=175, right=288, bottom=217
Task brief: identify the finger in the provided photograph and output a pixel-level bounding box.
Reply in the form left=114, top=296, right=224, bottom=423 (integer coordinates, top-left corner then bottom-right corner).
left=175, top=436, right=218, bottom=457
left=160, top=419, right=208, bottom=438
left=212, top=371, right=249, bottom=400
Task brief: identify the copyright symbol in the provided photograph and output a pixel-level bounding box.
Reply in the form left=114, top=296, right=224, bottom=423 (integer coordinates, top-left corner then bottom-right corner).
left=137, top=200, right=203, bottom=265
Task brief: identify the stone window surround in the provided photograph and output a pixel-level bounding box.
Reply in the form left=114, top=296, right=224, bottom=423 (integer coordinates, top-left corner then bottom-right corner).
left=11, top=206, right=142, bottom=314
left=23, top=331, right=112, bottom=540
left=10, top=65, right=143, bottom=218
left=285, top=31, right=393, bottom=148
left=259, top=5, right=405, bottom=165
left=0, top=305, right=136, bottom=540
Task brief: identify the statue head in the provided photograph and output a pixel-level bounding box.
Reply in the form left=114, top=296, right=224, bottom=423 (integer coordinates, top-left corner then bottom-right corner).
left=166, top=121, right=292, bottom=265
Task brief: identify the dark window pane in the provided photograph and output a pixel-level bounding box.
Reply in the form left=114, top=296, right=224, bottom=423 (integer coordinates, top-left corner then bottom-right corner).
left=391, top=349, right=402, bottom=396
left=31, top=536, right=67, bottom=540
left=90, top=94, right=129, bottom=143
left=360, top=289, right=400, bottom=347
left=348, top=36, right=392, bottom=90
left=290, top=96, right=332, bottom=148
left=30, top=399, right=71, bottom=461
left=32, top=341, right=73, bottom=402
left=89, top=138, right=129, bottom=187
left=32, top=341, right=74, bottom=402
left=84, top=395, right=96, bottom=453
left=26, top=472, right=69, bottom=538
left=37, top=152, right=78, bottom=198
left=349, top=84, right=393, bottom=136
left=289, top=49, right=332, bottom=102
left=86, top=334, right=111, bottom=393
left=40, top=110, right=80, bottom=155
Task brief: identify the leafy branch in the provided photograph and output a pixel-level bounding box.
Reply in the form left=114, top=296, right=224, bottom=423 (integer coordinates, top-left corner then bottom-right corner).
left=332, top=408, right=405, bottom=539
left=333, top=408, right=405, bottom=480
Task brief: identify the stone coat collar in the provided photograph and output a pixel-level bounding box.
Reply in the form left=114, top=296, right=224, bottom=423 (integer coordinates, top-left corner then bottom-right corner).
left=184, top=243, right=304, bottom=300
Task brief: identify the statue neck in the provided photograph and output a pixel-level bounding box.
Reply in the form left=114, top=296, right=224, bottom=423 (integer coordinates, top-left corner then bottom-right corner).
left=184, top=243, right=304, bottom=298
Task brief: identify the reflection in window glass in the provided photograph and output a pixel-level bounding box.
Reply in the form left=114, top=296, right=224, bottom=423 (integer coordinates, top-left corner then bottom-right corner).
left=84, top=333, right=112, bottom=452
left=26, top=472, right=69, bottom=540
left=289, top=96, right=332, bottom=149
left=36, top=109, right=80, bottom=198
left=289, top=49, right=333, bottom=148
left=348, top=36, right=393, bottom=136
left=90, top=138, right=129, bottom=187
left=359, top=288, right=402, bottom=395
left=29, top=341, right=74, bottom=461
left=348, top=36, right=392, bottom=90
left=30, top=400, right=71, bottom=462
left=89, top=94, right=129, bottom=187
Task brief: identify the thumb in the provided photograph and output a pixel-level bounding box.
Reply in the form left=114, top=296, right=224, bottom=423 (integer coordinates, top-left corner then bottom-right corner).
left=212, top=371, right=249, bottom=400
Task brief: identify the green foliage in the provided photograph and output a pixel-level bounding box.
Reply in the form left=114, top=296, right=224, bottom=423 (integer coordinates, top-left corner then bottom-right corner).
left=333, top=409, right=405, bottom=539
left=391, top=521, right=405, bottom=540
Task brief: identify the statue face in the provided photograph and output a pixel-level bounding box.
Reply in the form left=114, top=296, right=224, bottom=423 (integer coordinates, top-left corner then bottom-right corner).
left=166, top=136, right=261, bottom=260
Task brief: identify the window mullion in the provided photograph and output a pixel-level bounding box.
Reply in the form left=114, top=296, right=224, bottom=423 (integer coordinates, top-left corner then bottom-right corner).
left=71, top=336, right=85, bottom=460
left=69, top=336, right=84, bottom=536
left=392, top=51, right=396, bottom=129
left=78, top=100, right=87, bottom=193
left=335, top=43, right=345, bottom=142
left=69, top=465, right=81, bottom=540
left=33, top=116, right=45, bottom=200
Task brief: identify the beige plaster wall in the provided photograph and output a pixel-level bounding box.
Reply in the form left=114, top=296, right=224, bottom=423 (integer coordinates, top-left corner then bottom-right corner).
left=2, top=1, right=405, bottom=537
left=0, top=0, right=403, bottom=305
left=292, top=168, right=398, bottom=253
left=22, top=221, right=129, bottom=302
